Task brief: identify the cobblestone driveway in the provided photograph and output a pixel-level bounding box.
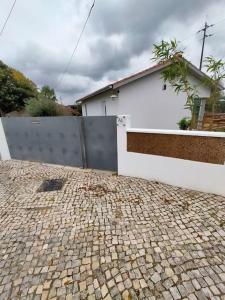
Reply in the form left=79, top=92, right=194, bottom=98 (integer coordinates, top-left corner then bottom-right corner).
left=0, top=160, right=225, bottom=300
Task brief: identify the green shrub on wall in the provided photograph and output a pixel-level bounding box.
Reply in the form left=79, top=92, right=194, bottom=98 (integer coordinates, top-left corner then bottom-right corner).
left=25, top=96, right=63, bottom=117
left=177, top=118, right=191, bottom=130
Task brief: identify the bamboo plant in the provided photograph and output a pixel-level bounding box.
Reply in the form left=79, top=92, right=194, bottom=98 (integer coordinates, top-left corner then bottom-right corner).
left=152, top=39, right=225, bottom=129
left=203, top=56, right=225, bottom=129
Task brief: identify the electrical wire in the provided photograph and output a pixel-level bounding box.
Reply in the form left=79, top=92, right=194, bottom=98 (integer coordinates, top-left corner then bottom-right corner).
left=214, top=16, right=225, bottom=26
left=178, top=34, right=198, bottom=47
left=56, top=0, right=96, bottom=89
left=56, top=4, right=222, bottom=90
left=0, top=0, right=17, bottom=37
left=211, top=28, right=225, bottom=36
left=178, top=13, right=225, bottom=46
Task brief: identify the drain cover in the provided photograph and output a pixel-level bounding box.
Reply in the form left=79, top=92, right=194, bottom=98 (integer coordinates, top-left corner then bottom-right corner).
left=37, top=179, right=65, bottom=192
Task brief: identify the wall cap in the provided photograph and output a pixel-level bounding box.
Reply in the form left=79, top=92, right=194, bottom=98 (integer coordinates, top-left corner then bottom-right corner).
left=127, top=128, right=225, bottom=138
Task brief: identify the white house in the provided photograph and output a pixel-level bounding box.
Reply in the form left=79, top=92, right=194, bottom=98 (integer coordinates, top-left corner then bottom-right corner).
left=77, top=59, right=211, bottom=129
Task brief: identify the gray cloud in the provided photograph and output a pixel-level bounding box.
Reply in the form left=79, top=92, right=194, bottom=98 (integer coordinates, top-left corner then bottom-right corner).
left=1, top=0, right=224, bottom=104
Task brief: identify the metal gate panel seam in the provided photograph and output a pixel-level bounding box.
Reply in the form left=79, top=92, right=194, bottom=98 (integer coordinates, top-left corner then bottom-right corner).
left=78, top=117, right=87, bottom=169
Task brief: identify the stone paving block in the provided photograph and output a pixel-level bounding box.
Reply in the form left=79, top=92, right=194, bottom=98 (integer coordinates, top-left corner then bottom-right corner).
left=0, top=160, right=225, bottom=299
left=170, top=286, right=181, bottom=299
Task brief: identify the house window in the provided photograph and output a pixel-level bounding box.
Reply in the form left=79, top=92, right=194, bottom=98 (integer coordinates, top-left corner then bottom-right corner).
left=163, top=84, right=167, bottom=90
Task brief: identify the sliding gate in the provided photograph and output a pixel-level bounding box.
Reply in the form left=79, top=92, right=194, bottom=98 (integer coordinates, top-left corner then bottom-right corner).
left=1, top=116, right=117, bottom=171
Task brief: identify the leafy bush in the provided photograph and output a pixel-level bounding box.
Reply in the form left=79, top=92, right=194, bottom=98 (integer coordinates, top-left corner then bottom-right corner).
left=177, top=118, right=191, bottom=130
left=25, top=96, right=63, bottom=117
left=41, top=85, right=57, bottom=101
left=0, top=60, right=37, bottom=115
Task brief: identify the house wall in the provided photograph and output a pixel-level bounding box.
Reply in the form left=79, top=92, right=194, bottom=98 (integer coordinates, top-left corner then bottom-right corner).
left=82, top=91, right=118, bottom=117
left=82, top=98, right=103, bottom=116
left=82, top=71, right=210, bottom=129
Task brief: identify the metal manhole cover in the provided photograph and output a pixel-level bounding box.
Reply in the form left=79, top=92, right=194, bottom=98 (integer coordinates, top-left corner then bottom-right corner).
left=37, top=179, right=65, bottom=192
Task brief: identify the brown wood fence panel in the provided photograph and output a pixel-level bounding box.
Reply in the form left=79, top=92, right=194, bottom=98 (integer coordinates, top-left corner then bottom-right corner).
left=203, top=113, right=225, bottom=131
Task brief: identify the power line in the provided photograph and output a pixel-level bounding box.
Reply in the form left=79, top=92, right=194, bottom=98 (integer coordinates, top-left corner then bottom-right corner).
left=197, top=22, right=214, bottom=70
left=214, top=16, right=225, bottom=26
left=179, top=32, right=197, bottom=45
left=211, top=26, right=225, bottom=36
left=56, top=0, right=96, bottom=89
left=178, top=14, right=225, bottom=47
left=0, top=0, right=17, bottom=37
left=178, top=17, right=210, bottom=45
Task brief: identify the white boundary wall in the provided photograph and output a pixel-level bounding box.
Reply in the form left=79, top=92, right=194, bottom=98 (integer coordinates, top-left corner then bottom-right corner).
left=0, top=118, right=11, bottom=160
left=117, top=115, right=225, bottom=197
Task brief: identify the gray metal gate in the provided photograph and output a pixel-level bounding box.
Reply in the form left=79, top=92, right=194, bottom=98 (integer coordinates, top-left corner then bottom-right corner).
left=1, top=116, right=117, bottom=171
left=82, top=117, right=117, bottom=171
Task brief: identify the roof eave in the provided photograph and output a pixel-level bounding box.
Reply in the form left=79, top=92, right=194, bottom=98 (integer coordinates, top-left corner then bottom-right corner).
left=76, top=58, right=224, bottom=103
left=76, top=85, right=113, bottom=103
left=183, top=61, right=224, bottom=90
left=113, top=62, right=171, bottom=89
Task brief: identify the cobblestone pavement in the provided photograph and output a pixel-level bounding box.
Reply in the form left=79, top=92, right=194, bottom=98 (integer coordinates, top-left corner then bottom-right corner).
left=0, top=160, right=225, bottom=300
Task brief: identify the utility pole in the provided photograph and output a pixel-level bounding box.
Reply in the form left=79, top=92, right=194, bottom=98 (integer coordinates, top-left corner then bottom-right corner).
left=197, top=22, right=214, bottom=129
left=198, top=22, right=214, bottom=70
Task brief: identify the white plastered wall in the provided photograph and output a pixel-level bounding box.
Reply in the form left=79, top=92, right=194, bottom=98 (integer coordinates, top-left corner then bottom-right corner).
left=0, top=118, right=11, bottom=160
left=117, top=115, right=225, bottom=197
left=82, top=71, right=210, bottom=129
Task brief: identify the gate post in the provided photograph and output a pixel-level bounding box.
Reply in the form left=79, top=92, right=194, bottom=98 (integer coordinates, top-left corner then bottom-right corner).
left=0, top=118, right=11, bottom=160
left=117, top=115, right=131, bottom=174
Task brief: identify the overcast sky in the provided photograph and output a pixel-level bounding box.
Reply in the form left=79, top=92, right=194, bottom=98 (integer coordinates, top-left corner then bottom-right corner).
left=0, top=0, right=225, bottom=104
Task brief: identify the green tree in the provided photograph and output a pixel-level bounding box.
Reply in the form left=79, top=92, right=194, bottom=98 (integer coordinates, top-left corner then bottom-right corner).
left=152, top=40, right=199, bottom=128
left=25, top=95, right=63, bottom=117
left=152, top=39, right=225, bottom=129
left=0, top=64, right=16, bottom=115
left=0, top=61, right=37, bottom=115
left=40, top=85, right=57, bottom=101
